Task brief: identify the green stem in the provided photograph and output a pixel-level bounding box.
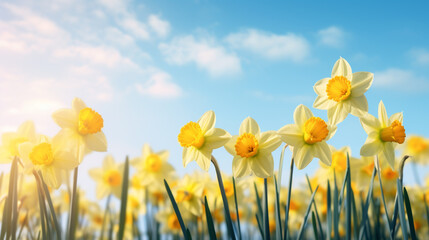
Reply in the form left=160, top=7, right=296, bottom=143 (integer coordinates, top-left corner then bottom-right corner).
left=283, top=158, right=294, bottom=240
left=67, top=167, right=79, bottom=240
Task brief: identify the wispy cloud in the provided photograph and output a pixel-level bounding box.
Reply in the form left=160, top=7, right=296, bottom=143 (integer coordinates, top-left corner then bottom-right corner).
left=159, top=35, right=241, bottom=77
left=317, top=26, right=345, bottom=48
left=225, top=29, right=310, bottom=61
left=148, top=14, right=170, bottom=37
left=374, top=68, right=429, bottom=92
left=249, top=90, right=313, bottom=103
left=136, top=72, right=183, bottom=98
left=408, top=48, right=429, bottom=66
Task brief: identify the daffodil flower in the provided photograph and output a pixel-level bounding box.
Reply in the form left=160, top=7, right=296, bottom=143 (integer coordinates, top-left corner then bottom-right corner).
left=225, top=117, right=282, bottom=178
left=0, top=120, right=36, bottom=163
left=88, top=155, right=124, bottom=199
left=18, top=135, right=78, bottom=189
left=313, top=57, right=373, bottom=125
left=360, top=101, right=405, bottom=168
left=402, top=135, right=429, bottom=164
left=178, top=110, right=231, bottom=171
left=52, top=98, right=107, bottom=162
left=278, top=105, right=336, bottom=169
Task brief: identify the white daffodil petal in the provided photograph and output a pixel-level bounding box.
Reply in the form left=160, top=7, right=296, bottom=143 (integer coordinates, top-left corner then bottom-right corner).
left=232, top=156, right=250, bottom=178
left=293, top=145, right=314, bottom=170
left=360, top=113, right=381, bottom=135
left=313, top=78, right=330, bottom=95
left=350, top=95, right=369, bottom=117
left=258, top=131, right=282, bottom=153
left=85, top=132, right=108, bottom=152
left=52, top=109, right=77, bottom=130
left=17, top=121, right=36, bottom=141
left=103, top=155, right=116, bottom=168
left=96, top=184, right=110, bottom=200
left=294, top=105, right=313, bottom=128
left=251, top=154, right=274, bottom=178
left=182, top=147, right=195, bottom=167
left=313, top=142, right=332, bottom=166
left=389, top=112, right=403, bottom=125
left=277, top=124, right=304, bottom=147
left=194, top=149, right=212, bottom=171
left=351, top=72, right=373, bottom=97
left=72, top=97, right=87, bottom=113
left=54, top=151, right=79, bottom=170
left=239, top=117, right=261, bottom=135
left=378, top=101, right=389, bottom=128
left=198, top=110, right=216, bottom=132
left=382, top=142, right=395, bottom=169
left=142, top=144, right=152, bottom=160
left=313, top=95, right=336, bottom=110
left=224, top=136, right=238, bottom=156
left=331, top=57, right=352, bottom=80
left=326, top=124, right=337, bottom=140
left=327, top=102, right=350, bottom=125
left=203, top=128, right=231, bottom=150
left=360, top=135, right=382, bottom=156
left=42, top=167, right=61, bottom=189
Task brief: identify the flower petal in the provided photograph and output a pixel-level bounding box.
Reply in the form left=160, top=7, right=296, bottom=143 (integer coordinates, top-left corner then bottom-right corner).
left=142, top=144, right=152, bottom=160
left=239, top=117, right=260, bottom=135
left=198, top=110, right=216, bottom=132
left=52, top=109, right=78, bottom=130
left=182, top=147, right=195, bottom=167
left=378, top=101, right=388, bottom=128
left=313, top=95, right=336, bottom=110
left=313, top=78, right=330, bottom=95
left=194, top=149, right=212, bottom=171
left=360, top=113, right=381, bottom=135
left=313, top=142, right=332, bottom=166
left=96, top=184, right=109, bottom=200
left=224, top=136, right=238, bottom=156
left=203, top=128, right=231, bottom=150
left=72, top=97, right=87, bottom=113
left=382, top=142, right=395, bottom=169
left=351, top=72, right=373, bottom=97
left=350, top=95, right=369, bottom=117
left=85, top=132, right=107, bottom=152
left=232, top=156, right=251, bottom=178
left=251, top=154, right=274, bottom=178
left=331, top=57, right=352, bottom=80
left=389, top=112, right=403, bottom=125
left=53, top=150, right=79, bottom=170
left=327, top=101, right=350, bottom=125
left=360, top=133, right=382, bottom=156
left=294, top=104, right=313, bottom=128
left=17, top=120, right=36, bottom=141
left=277, top=124, right=304, bottom=147
left=258, top=131, right=282, bottom=154
left=293, top=144, right=314, bottom=170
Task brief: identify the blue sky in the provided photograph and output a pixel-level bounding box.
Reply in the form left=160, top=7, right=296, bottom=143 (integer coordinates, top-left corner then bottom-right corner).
left=1, top=0, right=429, bottom=194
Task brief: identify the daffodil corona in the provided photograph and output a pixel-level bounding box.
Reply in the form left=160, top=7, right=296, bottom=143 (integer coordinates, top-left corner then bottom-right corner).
left=178, top=110, right=231, bottom=171
left=225, top=117, right=282, bottom=178
left=360, top=101, right=406, bottom=168
left=313, top=57, right=373, bottom=125
left=278, top=105, right=337, bottom=169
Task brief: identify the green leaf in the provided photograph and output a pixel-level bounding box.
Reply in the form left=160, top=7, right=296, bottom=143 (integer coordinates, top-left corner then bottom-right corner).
left=333, top=172, right=339, bottom=240
left=66, top=167, right=79, bottom=240
left=274, top=177, right=282, bottom=240
left=117, top=157, right=129, bottom=240
left=283, top=158, right=294, bottom=240
left=99, top=194, right=112, bottom=240
left=254, top=183, right=263, bottom=222
left=305, top=175, right=324, bottom=239
left=1, top=157, right=18, bottom=240
left=263, top=178, right=270, bottom=240
left=204, top=196, right=217, bottom=240
left=164, top=179, right=191, bottom=240
left=346, top=153, right=352, bottom=240
left=326, top=181, right=331, bottom=240
left=297, top=186, right=319, bottom=240
left=311, top=211, right=319, bottom=240
left=396, top=179, right=408, bottom=240
left=232, top=177, right=242, bottom=240
left=357, top=166, right=376, bottom=240
left=403, top=187, right=417, bottom=240
left=255, top=214, right=264, bottom=240
left=424, top=194, right=429, bottom=231
left=39, top=172, right=62, bottom=240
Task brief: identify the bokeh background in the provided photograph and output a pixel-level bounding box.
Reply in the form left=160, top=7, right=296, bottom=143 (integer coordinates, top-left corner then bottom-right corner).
left=1, top=0, right=429, bottom=199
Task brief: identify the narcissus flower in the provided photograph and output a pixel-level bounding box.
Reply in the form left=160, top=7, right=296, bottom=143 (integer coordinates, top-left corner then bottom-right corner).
left=0, top=120, right=36, bottom=163
left=52, top=98, right=107, bottom=162
left=402, top=135, right=429, bottom=164
left=313, top=57, right=373, bottom=125
left=19, top=135, right=78, bottom=188
left=178, top=110, right=231, bottom=171
left=225, top=117, right=282, bottom=178
left=88, top=155, right=124, bottom=199
left=360, top=101, right=405, bottom=168
left=278, top=105, right=336, bottom=169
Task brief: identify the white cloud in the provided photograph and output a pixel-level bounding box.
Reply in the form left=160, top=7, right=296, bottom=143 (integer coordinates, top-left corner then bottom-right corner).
left=374, top=68, right=429, bottom=92
left=136, top=72, right=182, bottom=98
left=148, top=14, right=170, bottom=37
left=225, top=29, right=310, bottom=61
left=119, top=16, right=150, bottom=40
left=317, top=26, right=345, bottom=48
left=159, top=35, right=241, bottom=77
left=409, top=48, right=429, bottom=65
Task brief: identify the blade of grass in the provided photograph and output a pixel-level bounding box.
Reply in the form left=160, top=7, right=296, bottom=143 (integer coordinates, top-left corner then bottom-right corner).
left=297, top=186, right=319, bottom=240
left=396, top=179, right=408, bottom=240
left=283, top=158, right=294, bottom=240
left=346, top=153, right=351, bottom=240
left=326, top=181, right=331, bottom=240
left=117, top=157, right=129, bottom=240
left=204, top=196, right=217, bottom=240
left=403, top=187, right=417, bottom=240
left=164, top=179, right=191, bottom=240
left=311, top=211, right=319, bottom=240
left=274, top=177, right=282, bottom=240
left=358, top=166, right=376, bottom=240
left=232, top=177, right=242, bottom=240
left=263, top=178, right=270, bottom=240
left=305, top=175, right=324, bottom=239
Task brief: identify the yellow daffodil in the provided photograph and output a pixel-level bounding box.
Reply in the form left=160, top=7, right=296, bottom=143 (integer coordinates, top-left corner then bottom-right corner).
left=131, top=144, right=175, bottom=190
left=360, top=101, right=405, bottom=168
left=18, top=135, right=78, bottom=189
left=225, top=117, right=282, bottom=178
left=278, top=105, right=337, bottom=169
left=88, top=155, right=124, bottom=199
left=178, top=110, right=231, bottom=171
left=313, top=57, right=373, bottom=125
left=0, top=120, right=36, bottom=163
left=52, top=97, right=107, bottom=162
left=173, top=174, right=204, bottom=216
left=402, top=135, right=429, bottom=164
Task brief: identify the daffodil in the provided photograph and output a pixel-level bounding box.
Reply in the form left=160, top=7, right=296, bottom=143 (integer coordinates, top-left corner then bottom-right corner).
left=313, top=57, right=373, bottom=125
left=52, top=97, right=107, bottom=162
left=88, top=155, right=124, bottom=199
left=131, top=144, right=175, bottom=190
left=18, top=135, right=78, bottom=189
left=173, top=174, right=204, bottom=216
left=0, top=120, right=36, bottom=163
left=178, top=110, right=231, bottom=171
left=402, top=135, right=429, bottom=164
left=278, top=105, right=336, bottom=169
left=360, top=101, right=405, bottom=168
left=225, top=117, right=282, bottom=178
